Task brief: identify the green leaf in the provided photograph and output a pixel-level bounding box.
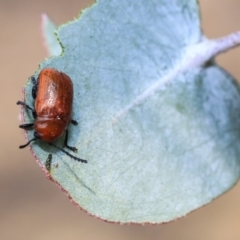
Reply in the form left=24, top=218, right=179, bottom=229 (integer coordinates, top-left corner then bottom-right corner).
left=22, top=0, right=240, bottom=224
left=41, top=13, right=62, bottom=56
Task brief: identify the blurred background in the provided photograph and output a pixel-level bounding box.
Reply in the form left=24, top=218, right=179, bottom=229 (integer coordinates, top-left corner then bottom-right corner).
left=1, top=0, right=240, bottom=239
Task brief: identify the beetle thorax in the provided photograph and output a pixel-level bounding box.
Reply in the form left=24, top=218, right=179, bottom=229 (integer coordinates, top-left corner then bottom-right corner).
left=34, top=116, right=67, bottom=142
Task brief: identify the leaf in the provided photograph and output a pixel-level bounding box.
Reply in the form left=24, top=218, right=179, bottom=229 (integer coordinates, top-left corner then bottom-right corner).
left=22, top=0, right=240, bottom=224
left=41, top=13, right=62, bottom=56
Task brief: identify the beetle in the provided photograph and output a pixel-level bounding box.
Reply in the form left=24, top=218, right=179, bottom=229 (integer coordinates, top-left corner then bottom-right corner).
left=17, top=68, right=87, bottom=170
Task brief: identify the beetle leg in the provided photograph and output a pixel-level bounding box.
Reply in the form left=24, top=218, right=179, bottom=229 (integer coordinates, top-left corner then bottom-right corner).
left=31, top=76, right=38, bottom=99
left=19, top=123, right=34, bottom=129
left=71, top=119, right=78, bottom=125
left=17, top=101, right=33, bottom=110
left=64, top=129, right=77, bottom=152
left=45, top=154, right=52, bottom=172
left=16, top=101, right=37, bottom=119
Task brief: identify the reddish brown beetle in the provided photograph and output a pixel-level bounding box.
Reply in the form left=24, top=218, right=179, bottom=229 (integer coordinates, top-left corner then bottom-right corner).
left=17, top=68, right=87, bottom=168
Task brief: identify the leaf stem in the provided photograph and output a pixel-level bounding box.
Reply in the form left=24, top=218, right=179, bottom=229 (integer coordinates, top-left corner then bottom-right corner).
left=112, top=31, right=240, bottom=124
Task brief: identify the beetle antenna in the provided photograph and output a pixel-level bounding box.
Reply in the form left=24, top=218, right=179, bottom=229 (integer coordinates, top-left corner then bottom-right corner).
left=19, top=137, right=38, bottom=149
left=49, top=143, right=87, bottom=163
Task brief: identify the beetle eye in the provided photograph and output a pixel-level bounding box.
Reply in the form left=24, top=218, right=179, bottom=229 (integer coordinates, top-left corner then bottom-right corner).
left=34, top=131, right=40, bottom=139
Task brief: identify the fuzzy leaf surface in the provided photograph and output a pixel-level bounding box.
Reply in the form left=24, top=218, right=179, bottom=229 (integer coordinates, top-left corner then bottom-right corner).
left=22, top=0, right=240, bottom=223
